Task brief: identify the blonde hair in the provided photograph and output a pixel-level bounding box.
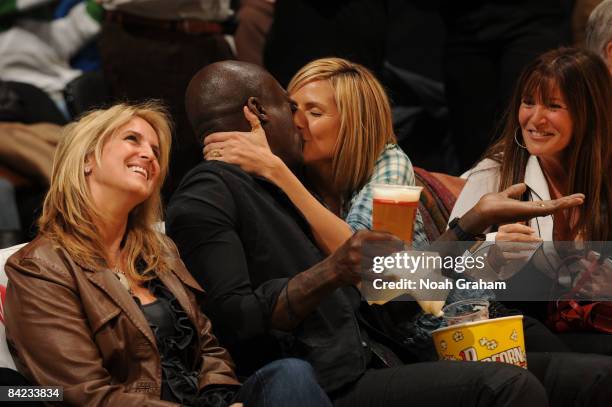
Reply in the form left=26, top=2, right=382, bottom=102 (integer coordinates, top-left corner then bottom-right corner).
left=288, top=58, right=396, bottom=199
left=38, top=102, right=174, bottom=281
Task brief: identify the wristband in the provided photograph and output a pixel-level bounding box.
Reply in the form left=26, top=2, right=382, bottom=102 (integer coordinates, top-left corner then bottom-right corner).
left=448, top=217, right=485, bottom=241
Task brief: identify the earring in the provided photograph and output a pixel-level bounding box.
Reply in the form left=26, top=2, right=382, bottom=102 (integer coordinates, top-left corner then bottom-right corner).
left=514, top=127, right=527, bottom=149
left=84, top=167, right=92, bottom=175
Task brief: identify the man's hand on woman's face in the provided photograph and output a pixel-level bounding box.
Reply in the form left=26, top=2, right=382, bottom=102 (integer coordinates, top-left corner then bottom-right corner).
left=460, top=183, right=585, bottom=235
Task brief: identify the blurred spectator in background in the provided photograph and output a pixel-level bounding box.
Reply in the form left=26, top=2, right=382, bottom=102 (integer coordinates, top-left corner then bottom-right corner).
left=586, top=0, right=612, bottom=72
left=0, top=117, right=63, bottom=247
left=54, top=0, right=103, bottom=72
left=0, top=0, right=103, bottom=118
left=264, top=0, right=387, bottom=88
left=0, top=179, right=20, bottom=248
left=442, top=0, right=572, bottom=173
left=0, top=0, right=101, bottom=247
left=235, top=0, right=274, bottom=66
left=98, top=0, right=236, bottom=198
left=0, top=77, right=66, bottom=247
left=572, top=0, right=604, bottom=47
left=383, top=0, right=458, bottom=175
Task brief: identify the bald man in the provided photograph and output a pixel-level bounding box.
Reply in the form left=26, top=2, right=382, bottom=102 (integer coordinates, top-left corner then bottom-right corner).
left=167, top=61, right=610, bottom=407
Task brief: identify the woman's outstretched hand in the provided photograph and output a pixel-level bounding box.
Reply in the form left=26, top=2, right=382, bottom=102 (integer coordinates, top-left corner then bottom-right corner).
left=203, top=106, right=282, bottom=179
left=461, top=183, right=585, bottom=235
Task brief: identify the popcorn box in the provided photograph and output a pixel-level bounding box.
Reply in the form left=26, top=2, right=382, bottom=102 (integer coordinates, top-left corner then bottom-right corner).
left=432, top=315, right=527, bottom=369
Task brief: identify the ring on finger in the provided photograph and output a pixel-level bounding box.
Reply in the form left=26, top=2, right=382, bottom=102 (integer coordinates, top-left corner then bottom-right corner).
left=209, top=149, right=222, bottom=158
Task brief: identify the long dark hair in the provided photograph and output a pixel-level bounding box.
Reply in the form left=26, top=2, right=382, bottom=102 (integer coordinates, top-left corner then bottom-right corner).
left=484, top=47, right=611, bottom=240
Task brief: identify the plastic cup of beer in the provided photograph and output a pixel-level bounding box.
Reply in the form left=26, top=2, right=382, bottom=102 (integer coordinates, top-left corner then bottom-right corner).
left=442, top=300, right=490, bottom=326
left=372, top=184, right=423, bottom=243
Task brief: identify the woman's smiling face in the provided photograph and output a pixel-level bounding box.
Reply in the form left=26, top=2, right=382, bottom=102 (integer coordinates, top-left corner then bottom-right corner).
left=87, top=116, right=161, bottom=208
left=518, top=81, right=574, bottom=161
left=291, top=80, right=341, bottom=165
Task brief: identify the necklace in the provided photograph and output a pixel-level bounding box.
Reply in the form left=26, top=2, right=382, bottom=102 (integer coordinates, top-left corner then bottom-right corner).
left=113, top=264, right=132, bottom=294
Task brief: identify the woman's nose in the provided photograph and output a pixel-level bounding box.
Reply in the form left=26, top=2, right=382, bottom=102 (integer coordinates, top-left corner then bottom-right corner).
left=140, top=144, right=155, bottom=160
left=530, top=105, right=547, bottom=125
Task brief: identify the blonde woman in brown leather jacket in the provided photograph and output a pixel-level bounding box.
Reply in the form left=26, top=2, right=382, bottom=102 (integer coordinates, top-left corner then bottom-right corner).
left=4, top=103, right=330, bottom=407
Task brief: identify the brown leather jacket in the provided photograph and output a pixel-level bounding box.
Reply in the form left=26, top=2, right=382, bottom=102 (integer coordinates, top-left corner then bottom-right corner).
left=5, top=236, right=239, bottom=406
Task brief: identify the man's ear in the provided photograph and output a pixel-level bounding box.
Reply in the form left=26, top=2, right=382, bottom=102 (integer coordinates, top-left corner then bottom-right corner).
left=605, top=41, right=612, bottom=66
left=246, top=97, right=267, bottom=124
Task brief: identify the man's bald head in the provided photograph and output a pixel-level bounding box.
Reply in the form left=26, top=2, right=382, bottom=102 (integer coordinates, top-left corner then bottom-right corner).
left=186, top=61, right=266, bottom=140
left=185, top=60, right=303, bottom=170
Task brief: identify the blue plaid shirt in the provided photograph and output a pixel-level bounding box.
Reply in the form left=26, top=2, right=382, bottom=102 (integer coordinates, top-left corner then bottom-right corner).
left=343, top=144, right=429, bottom=246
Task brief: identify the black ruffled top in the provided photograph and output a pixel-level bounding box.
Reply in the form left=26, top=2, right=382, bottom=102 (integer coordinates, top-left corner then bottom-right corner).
left=138, top=279, right=238, bottom=407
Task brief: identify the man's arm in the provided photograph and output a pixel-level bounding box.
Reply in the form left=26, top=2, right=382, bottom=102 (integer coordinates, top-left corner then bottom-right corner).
left=271, top=230, right=400, bottom=330
left=167, top=169, right=398, bottom=334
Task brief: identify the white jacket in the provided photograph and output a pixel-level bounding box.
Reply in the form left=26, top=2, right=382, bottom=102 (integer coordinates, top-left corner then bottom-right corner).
left=449, top=155, right=554, bottom=241
left=447, top=156, right=567, bottom=284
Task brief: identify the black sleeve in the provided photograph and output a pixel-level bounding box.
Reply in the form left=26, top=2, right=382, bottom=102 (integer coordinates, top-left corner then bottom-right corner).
left=166, top=170, right=287, bottom=344
left=197, top=385, right=239, bottom=407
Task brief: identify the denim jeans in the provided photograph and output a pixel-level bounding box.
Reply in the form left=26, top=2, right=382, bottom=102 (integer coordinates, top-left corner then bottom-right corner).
left=236, top=358, right=332, bottom=407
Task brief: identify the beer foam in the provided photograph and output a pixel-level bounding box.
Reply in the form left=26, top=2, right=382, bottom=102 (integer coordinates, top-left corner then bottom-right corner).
left=372, top=185, right=422, bottom=202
